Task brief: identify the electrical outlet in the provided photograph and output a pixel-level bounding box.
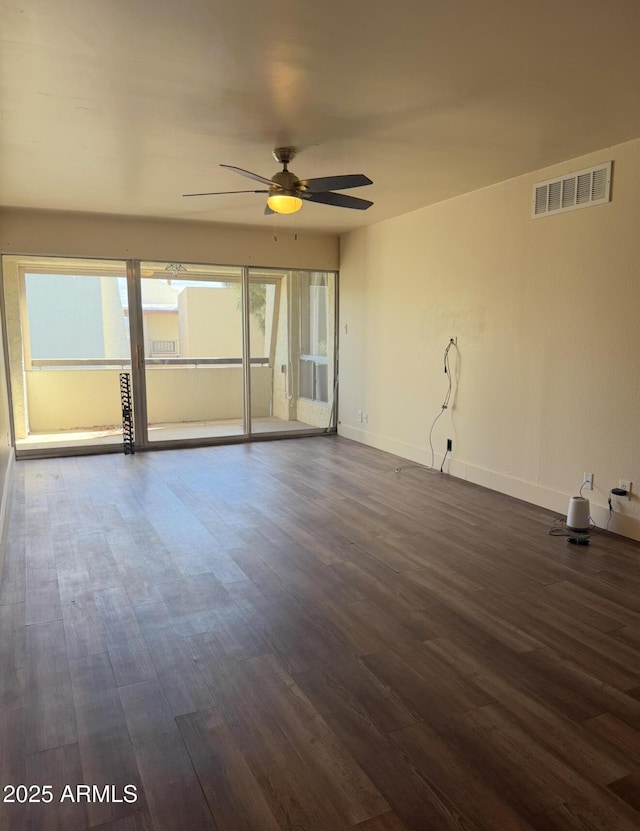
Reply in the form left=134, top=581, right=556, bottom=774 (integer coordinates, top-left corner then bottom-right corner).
left=619, top=479, right=632, bottom=500
left=583, top=472, right=594, bottom=491
left=357, top=411, right=363, bottom=423
left=447, top=438, right=453, bottom=452
left=363, top=412, right=369, bottom=423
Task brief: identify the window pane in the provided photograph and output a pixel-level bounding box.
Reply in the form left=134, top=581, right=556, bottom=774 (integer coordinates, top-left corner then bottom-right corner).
left=2, top=255, right=130, bottom=452
left=140, top=261, right=246, bottom=442
left=248, top=269, right=336, bottom=431
left=315, top=362, right=329, bottom=404
left=299, top=359, right=313, bottom=400
left=300, top=272, right=329, bottom=357
left=309, top=284, right=328, bottom=356
left=26, top=273, right=129, bottom=361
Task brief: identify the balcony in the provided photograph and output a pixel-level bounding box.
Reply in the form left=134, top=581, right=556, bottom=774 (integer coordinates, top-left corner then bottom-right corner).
left=21, top=357, right=326, bottom=450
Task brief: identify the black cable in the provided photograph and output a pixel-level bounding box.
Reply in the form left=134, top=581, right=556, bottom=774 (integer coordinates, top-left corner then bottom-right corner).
left=442, top=340, right=453, bottom=408
left=396, top=338, right=456, bottom=474
left=428, top=406, right=447, bottom=468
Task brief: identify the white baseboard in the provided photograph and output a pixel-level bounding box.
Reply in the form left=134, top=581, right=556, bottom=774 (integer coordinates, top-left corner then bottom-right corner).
left=338, top=424, right=437, bottom=463
left=337, top=425, right=640, bottom=543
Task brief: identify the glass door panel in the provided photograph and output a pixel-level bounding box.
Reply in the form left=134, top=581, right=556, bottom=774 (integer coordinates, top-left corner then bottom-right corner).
left=140, top=262, right=246, bottom=442
left=248, top=269, right=337, bottom=434
left=2, top=255, right=131, bottom=452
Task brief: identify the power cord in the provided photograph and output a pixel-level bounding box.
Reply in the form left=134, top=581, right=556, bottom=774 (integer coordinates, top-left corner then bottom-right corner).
left=396, top=338, right=456, bottom=474
left=549, top=482, right=628, bottom=538
left=548, top=515, right=604, bottom=537
left=605, top=487, right=628, bottom=531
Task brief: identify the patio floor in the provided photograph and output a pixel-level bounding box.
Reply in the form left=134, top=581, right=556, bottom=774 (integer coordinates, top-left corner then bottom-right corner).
left=16, top=417, right=322, bottom=452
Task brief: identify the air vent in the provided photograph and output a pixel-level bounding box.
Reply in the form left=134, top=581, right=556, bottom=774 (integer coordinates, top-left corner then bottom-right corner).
left=532, top=161, right=611, bottom=218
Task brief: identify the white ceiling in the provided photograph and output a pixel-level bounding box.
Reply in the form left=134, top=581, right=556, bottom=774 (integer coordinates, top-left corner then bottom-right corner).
left=2, top=0, right=640, bottom=234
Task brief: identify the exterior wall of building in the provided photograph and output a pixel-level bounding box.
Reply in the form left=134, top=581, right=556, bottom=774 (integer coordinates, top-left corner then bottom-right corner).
left=143, top=312, right=179, bottom=355
left=178, top=286, right=265, bottom=358
left=26, top=274, right=105, bottom=359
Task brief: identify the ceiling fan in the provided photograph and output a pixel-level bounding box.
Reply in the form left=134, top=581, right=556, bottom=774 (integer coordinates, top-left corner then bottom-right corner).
left=183, top=147, right=373, bottom=215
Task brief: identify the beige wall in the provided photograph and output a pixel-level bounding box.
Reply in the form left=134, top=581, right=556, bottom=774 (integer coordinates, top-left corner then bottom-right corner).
left=178, top=287, right=265, bottom=358
left=25, top=367, right=273, bottom=430
left=0, top=209, right=339, bottom=271
left=100, top=277, right=130, bottom=358
left=26, top=370, right=125, bottom=430
left=146, top=366, right=271, bottom=422
left=339, top=136, right=640, bottom=541
left=144, top=312, right=179, bottom=353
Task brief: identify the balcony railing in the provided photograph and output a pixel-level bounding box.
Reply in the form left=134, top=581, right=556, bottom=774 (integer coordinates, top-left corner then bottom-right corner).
left=30, top=357, right=270, bottom=369
left=25, top=358, right=274, bottom=431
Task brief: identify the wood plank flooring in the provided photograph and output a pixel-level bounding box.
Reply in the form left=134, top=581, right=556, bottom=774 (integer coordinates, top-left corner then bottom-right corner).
left=1, top=435, right=640, bottom=830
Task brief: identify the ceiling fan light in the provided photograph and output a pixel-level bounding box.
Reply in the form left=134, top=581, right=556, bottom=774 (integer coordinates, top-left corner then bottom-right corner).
left=267, top=193, right=302, bottom=214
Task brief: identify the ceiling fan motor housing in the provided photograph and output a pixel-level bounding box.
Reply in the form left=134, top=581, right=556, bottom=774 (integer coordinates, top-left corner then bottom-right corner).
left=270, top=169, right=301, bottom=196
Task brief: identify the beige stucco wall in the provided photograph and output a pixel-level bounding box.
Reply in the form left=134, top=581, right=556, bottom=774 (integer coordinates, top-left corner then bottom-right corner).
left=26, top=370, right=125, bottom=430
left=178, top=287, right=265, bottom=358
left=145, top=366, right=271, bottom=422
left=100, top=277, right=130, bottom=358
left=25, top=366, right=272, bottom=430
left=339, top=135, right=640, bottom=541
left=143, top=313, right=179, bottom=353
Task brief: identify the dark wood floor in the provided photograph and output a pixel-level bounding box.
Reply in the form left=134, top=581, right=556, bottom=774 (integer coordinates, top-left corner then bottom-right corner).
left=2, top=436, right=640, bottom=830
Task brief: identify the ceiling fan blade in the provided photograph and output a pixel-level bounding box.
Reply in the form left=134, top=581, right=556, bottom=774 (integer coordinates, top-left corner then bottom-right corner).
left=220, top=164, right=273, bottom=186
left=182, top=189, right=269, bottom=197
left=300, top=174, right=372, bottom=193
left=305, top=191, right=373, bottom=210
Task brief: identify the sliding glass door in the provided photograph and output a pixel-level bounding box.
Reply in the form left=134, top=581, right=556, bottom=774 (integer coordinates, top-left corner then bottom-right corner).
left=2, top=255, right=131, bottom=452
left=140, top=262, right=247, bottom=443
left=2, top=255, right=338, bottom=455
left=248, top=269, right=336, bottom=433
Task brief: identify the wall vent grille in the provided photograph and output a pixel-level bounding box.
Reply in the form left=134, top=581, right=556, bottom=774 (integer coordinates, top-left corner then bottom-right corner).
left=532, top=161, right=611, bottom=218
